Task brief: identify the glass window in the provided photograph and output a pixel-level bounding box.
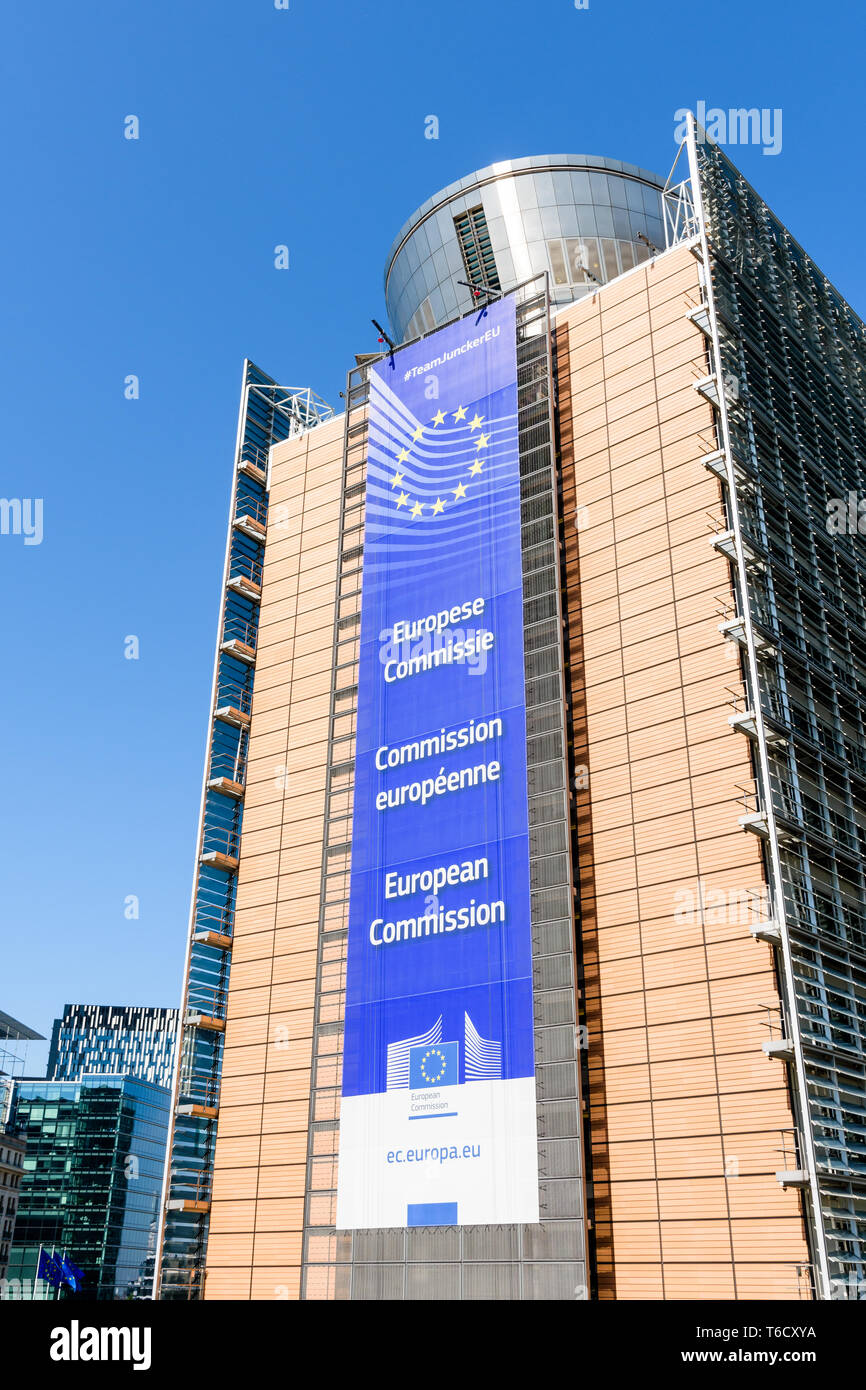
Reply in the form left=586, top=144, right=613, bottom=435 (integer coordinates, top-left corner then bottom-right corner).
left=582, top=238, right=603, bottom=283
left=600, top=238, right=620, bottom=280
left=564, top=239, right=590, bottom=284
left=547, top=240, right=569, bottom=287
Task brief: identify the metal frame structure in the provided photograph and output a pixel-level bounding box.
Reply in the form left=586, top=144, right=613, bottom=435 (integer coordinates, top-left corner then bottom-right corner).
left=677, top=113, right=832, bottom=1298
left=154, top=365, right=334, bottom=1300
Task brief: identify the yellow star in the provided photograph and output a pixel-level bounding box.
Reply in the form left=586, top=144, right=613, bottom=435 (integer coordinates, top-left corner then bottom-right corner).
left=452, top=481, right=467, bottom=500
left=469, top=459, right=484, bottom=476
left=431, top=410, right=446, bottom=426
left=412, top=425, right=424, bottom=441
left=391, top=471, right=404, bottom=488
left=396, top=448, right=410, bottom=464
left=453, top=405, right=467, bottom=422
left=475, top=432, right=489, bottom=450
left=469, top=413, right=484, bottom=431
left=395, top=491, right=409, bottom=508
left=411, top=501, right=424, bottom=518
left=431, top=497, right=445, bottom=515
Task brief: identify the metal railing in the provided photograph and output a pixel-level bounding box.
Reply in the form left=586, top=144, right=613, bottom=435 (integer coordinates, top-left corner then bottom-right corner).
left=192, top=904, right=235, bottom=939
left=208, top=749, right=247, bottom=787
left=169, top=1166, right=212, bottom=1206
left=228, top=552, right=263, bottom=588
left=186, top=984, right=228, bottom=1021
left=234, top=493, right=268, bottom=527
left=215, top=679, right=253, bottom=716
left=222, top=614, right=258, bottom=651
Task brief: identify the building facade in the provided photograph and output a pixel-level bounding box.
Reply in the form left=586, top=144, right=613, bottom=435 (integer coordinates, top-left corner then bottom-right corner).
left=48, top=1004, right=178, bottom=1089
left=3, top=1077, right=171, bottom=1300
left=156, top=369, right=335, bottom=1300
left=0, top=1129, right=26, bottom=1288
left=157, top=120, right=866, bottom=1300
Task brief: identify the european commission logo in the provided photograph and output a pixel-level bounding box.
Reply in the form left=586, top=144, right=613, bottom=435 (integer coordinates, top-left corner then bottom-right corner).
left=409, top=1041, right=459, bottom=1089
left=386, top=1014, right=502, bottom=1090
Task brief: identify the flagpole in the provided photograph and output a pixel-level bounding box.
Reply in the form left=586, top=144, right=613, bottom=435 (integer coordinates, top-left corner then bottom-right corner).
left=36, top=1243, right=43, bottom=1302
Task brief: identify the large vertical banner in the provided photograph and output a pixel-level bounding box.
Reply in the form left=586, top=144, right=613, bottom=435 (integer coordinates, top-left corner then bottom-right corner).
left=336, top=296, right=538, bottom=1230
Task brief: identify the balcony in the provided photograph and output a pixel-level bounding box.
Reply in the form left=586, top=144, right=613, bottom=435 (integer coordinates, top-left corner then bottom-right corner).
left=207, top=776, right=244, bottom=801
left=693, top=372, right=721, bottom=407
left=199, top=849, right=239, bottom=874
left=727, top=695, right=788, bottom=748
left=219, top=615, right=258, bottom=667
left=717, top=612, right=777, bottom=656
left=737, top=786, right=800, bottom=845
left=233, top=511, right=267, bottom=543
left=193, top=926, right=233, bottom=951
left=686, top=302, right=713, bottom=337
left=214, top=706, right=250, bottom=731
left=226, top=573, right=262, bottom=604
left=185, top=1009, right=225, bottom=1033
left=751, top=919, right=782, bottom=944
left=776, top=1169, right=810, bottom=1190
left=176, top=1102, right=219, bottom=1120
left=702, top=446, right=753, bottom=491
left=710, top=528, right=765, bottom=570
left=214, top=684, right=252, bottom=730
left=220, top=637, right=255, bottom=665
left=238, top=455, right=266, bottom=487
left=199, top=820, right=240, bottom=874
left=167, top=1167, right=212, bottom=1215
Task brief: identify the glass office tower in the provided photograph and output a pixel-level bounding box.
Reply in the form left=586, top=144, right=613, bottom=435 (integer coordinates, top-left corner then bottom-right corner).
left=157, top=128, right=866, bottom=1300
left=48, top=1004, right=178, bottom=1089
left=3, top=1077, right=170, bottom=1300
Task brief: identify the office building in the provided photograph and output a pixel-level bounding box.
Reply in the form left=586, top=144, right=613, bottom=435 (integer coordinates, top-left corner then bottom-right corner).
left=0, top=1009, right=43, bottom=1288
left=0, top=1130, right=26, bottom=1289
left=156, top=121, right=866, bottom=1300
left=48, top=1004, right=178, bottom=1089
left=3, top=1077, right=171, bottom=1300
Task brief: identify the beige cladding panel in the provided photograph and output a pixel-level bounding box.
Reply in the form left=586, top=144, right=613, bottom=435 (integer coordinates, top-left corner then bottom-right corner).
left=556, top=244, right=811, bottom=1300
left=204, top=411, right=346, bottom=1301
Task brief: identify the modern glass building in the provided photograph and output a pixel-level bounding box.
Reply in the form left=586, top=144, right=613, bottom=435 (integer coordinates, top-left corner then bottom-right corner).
left=156, top=125, right=866, bottom=1300
left=3, top=1077, right=170, bottom=1300
left=48, top=1004, right=178, bottom=1089
left=384, top=154, right=666, bottom=342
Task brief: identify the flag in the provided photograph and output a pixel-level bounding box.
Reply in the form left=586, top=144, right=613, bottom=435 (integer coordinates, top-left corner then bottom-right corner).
left=37, top=1247, right=63, bottom=1288
left=409, top=1040, right=459, bottom=1089
left=59, top=1254, right=85, bottom=1292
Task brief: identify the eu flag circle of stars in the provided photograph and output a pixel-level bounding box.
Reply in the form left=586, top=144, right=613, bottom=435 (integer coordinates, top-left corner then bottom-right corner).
left=390, top=407, right=490, bottom=519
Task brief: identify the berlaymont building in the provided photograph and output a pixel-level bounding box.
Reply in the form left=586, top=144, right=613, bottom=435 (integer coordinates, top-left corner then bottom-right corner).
left=154, top=113, right=866, bottom=1302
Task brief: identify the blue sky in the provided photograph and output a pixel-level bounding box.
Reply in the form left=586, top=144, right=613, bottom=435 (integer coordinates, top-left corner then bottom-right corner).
left=2, top=0, right=863, bottom=1070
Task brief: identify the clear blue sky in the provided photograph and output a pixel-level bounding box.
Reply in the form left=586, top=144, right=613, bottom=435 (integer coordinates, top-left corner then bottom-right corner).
left=2, top=0, right=863, bottom=1071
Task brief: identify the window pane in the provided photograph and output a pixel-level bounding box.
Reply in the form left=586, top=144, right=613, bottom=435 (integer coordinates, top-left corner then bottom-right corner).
left=547, top=239, right=569, bottom=286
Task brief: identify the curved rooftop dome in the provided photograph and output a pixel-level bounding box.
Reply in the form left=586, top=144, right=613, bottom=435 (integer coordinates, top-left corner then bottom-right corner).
left=384, top=154, right=667, bottom=343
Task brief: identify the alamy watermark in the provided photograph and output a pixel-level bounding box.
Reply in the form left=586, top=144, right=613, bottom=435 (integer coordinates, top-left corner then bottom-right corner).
left=674, top=103, right=782, bottom=157
left=827, top=492, right=866, bottom=535
left=0, top=497, right=43, bottom=545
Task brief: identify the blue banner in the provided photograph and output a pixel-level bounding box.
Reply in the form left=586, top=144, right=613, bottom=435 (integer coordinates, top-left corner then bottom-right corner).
left=337, top=296, right=539, bottom=1230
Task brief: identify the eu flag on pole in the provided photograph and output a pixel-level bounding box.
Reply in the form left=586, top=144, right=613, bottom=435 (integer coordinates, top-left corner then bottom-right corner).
left=59, top=1254, right=85, bottom=1292
left=37, top=1247, right=63, bottom=1288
